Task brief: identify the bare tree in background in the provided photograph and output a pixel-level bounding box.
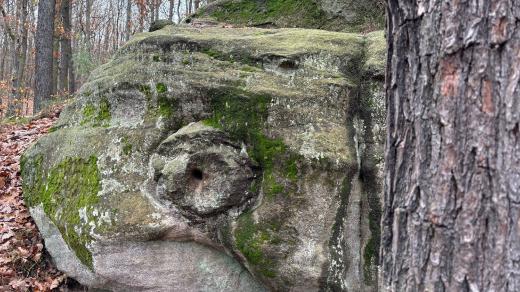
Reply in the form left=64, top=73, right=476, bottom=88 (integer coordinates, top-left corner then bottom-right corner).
left=126, top=0, right=132, bottom=40
left=85, top=0, right=92, bottom=51
left=34, top=0, right=55, bottom=112
left=7, top=0, right=28, bottom=116
left=59, top=0, right=74, bottom=94
left=1, top=0, right=208, bottom=117
left=168, top=0, right=174, bottom=21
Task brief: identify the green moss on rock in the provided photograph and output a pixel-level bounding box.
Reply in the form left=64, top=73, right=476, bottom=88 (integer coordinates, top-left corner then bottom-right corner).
left=203, top=0, right=326, bottom=29
left=122, top=137, right=133, bottom=156
left=203, top=88, right=300, bottom=201
left=194, top=0, right=384, bottom=32
left=156, top=83, right=167, bottom=94
left=234, top=212, right=278, bottom=278
left=22, top=155, right=103, bottom=269
left=202, top=88, right=306, bottom=279
left=81, top=98, right=111, bottom=127
left=156, top=83, right=177, bottom=118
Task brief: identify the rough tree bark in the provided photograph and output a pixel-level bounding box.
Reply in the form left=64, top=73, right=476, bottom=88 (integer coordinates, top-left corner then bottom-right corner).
left=59, top=0, right=73, bottom=93
left=382, top=0, right=520, bottom=291
left=34, top=0, right=56, bottom=112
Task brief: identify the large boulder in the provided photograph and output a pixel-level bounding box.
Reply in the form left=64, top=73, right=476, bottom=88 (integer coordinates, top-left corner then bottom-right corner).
left=21, top=22, right=386, bottom=291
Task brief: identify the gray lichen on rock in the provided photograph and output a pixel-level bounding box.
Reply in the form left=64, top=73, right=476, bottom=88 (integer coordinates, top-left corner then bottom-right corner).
left=21, top=16, right=386, bottom=292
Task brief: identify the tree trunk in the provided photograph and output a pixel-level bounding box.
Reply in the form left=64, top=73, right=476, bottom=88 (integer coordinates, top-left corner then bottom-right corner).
left=52, top=29, right=59, bottom=97
left=168, top=0, right=174, bottom=21
left=85, top=0, right=92, bottom=51
left=18, top=0, right=28, bottom=93
left=126, top=0, right=132, bottom=41
left=1, top=33, right=8, bottom=80
left=176, top=0, right=180, bottom=23
left=59, top=0, right=72, bottom=94
left=0, top=2, right=15, bottom=41
left=34, top=0, right=56, bottom=113
left=114, top=0, right=121, bottom=50
left=154, top=0, right=160, bottom=21
left=382, top=0, right=520, bottom=291
left=149, top=0, right=155, bottom=24
left=8, top=0, right=29, bottom=116
left=138, top=0, right=145, bottom=32
left=7, top=0, right=22, bottom=116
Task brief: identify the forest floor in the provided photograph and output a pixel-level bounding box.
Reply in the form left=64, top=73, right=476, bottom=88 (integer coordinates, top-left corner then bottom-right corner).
left=0, top=107, right=68, bottom=291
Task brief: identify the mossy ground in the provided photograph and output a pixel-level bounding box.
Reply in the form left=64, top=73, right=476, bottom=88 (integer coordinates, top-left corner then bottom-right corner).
left=21, top=155, right=103, bottom=269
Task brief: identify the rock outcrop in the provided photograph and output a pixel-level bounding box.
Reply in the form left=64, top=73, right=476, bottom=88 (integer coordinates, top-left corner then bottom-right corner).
left=21, top=17, right=386, bottom=292
left=191, top=0, right=385, bottom=32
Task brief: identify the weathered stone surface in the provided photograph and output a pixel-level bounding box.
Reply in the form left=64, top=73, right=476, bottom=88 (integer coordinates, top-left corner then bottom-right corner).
left=152, top=122, right=258, bottom=216
left=22, top=22, right=385, bottom=291
left=149, top=19, right=175, bottom=32
left=191, top=0, right=385, bottom=32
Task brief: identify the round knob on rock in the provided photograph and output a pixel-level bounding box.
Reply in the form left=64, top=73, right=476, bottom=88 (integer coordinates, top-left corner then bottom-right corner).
left=152, top=122, right=258, bottom=216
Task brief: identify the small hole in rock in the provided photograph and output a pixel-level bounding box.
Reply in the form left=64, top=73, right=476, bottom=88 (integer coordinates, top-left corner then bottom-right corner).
left=191, top=168, right=203, bottom=181
left=279, top=59, right=298, bottom=70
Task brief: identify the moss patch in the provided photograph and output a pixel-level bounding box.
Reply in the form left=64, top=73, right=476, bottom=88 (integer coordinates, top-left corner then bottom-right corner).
left=21, top=155, right=103, bottom=269
left=365, top=30, right=387, bottom=78
left=156, top=83, right=167, bottom=94
left=203, top=88, right=304, bottom=278
left=203, top=88, right=300, bottom=200
left=234, top=212, right=280, bottom=278
left=81, top=98, right=111, bottom=127
left=156, top=83, right=176, bottom=118
left=139, top=84, right=152, bottom=97
left=122, top=137, right=133, bottom=156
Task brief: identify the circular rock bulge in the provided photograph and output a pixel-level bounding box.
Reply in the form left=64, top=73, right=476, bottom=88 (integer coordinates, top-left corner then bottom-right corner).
left=151, top=122, right=259, bottom=216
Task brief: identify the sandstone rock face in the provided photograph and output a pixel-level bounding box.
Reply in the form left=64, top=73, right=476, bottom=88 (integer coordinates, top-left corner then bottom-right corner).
left=192, top=0, right=385, bottom=32
left=21, top=22, right=385, bottom=291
